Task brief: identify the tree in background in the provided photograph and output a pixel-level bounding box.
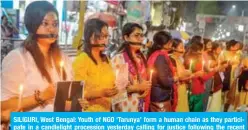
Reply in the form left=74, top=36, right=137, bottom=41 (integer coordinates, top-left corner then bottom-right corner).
left=169, top=1, right=186, bottom=30
left=196, top=1, right=220, bottom=15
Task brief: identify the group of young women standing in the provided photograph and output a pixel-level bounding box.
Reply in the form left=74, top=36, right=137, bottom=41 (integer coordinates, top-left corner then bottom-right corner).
left=2, top=2, right=248, bottom=126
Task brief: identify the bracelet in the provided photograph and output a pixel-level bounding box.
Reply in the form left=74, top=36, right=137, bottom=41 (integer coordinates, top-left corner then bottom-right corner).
left=34, top=90, right=46, bottom=107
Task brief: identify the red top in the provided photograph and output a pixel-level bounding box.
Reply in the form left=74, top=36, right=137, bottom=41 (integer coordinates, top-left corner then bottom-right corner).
left=185, top=55, right=215, bottom=95
left=191, top=62, right=215, bottom=94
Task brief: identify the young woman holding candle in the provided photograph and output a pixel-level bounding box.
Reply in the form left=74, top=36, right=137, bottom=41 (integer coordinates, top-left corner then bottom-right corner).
left=169, top=38, right=208, bottom=112
left=111, top=23, right=150, bottom=112
left=1, top=1, right=73, bottom=113
left=237, top=57, right=248, bottom=110
left=206, top=42, right=228, bottom=111
left=184, top=38, right=219, bottom=112
left=72, top=19, right=118, bottom=112
left=202, top=38, right=214, bottom=111
left=222, top=40, right=242, bottom=111
left=169, top=39, right=191, bottom=112
left=147, top=31, right=179, bottom=112
left=184, top=35, right=202, bottom=57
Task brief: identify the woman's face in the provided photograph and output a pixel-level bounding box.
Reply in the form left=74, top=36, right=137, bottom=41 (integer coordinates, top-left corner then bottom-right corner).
left=175, top=42, right=185, bottom=56
left=206, top=41, right=212, bottom=51
left=36, top=12, right=58, bottom=45
left=124, top=27, right=144, bottom=50
left=215, top=46, right=222, bottom=55
left=230, top=43, right=240, bottom=52
left=92, top=26, right=109, bottom=51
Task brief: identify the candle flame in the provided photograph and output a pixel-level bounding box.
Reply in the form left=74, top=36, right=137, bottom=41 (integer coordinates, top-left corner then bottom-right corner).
left=19, top=84, right=23, bottom=92
left=189, top=60, right=193, bottom=70
left=60, top=61, right=64, bottom=67
left=234, top=56, right=237, bottom=60
left=190, top=60, right=193, bottom=64
left=150, top=69, right=154, bottom=73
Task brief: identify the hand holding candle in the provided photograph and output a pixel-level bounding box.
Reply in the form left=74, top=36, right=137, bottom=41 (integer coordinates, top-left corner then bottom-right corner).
left=60, top=61, right=64, bottom=81
left=149, top=69, right=154, bottom=82
left=18, top=84, right=23, bottom=109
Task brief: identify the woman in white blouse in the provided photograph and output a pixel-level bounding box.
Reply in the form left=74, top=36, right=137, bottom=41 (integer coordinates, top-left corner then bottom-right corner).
left=1, top=1, right=72, bottom=113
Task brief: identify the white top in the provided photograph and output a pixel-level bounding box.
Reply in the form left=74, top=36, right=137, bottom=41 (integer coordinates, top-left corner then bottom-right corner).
left=1, top=48, right=73, bottom=112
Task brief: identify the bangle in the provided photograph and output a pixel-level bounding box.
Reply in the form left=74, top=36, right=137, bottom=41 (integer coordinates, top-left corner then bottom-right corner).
left=34, top=90, right=46, bottom=107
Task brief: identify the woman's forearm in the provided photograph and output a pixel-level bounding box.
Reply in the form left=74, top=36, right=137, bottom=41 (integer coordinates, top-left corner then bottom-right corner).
left=84, top=90, right=103, bottom=100
left=1, top=95, right=40, bottom=112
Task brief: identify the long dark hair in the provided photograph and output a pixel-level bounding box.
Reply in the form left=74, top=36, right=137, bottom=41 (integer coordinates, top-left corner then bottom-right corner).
left=184, top=36, right=204, bottom=67
left=117, top=22, right=147, bottom=74
left=186, top=35, right=203, bottom=54
left=226, top=39, right=239, bottom=51
left=22, top=1, right=66, bottom=83
left=147, top=31, right=172, bottom=58
left=83, top=18, right=108, bottom=65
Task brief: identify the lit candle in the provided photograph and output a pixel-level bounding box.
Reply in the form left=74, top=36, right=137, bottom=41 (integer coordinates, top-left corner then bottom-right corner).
left=65, top=81, right=73, bottom=112
left=68, top=82, right=72, bottom=99
left=18, top=84, right=23, bottom=109
left=116, top=69, right=119, bottom=79
left=234, top=56, right=237, bottom=61
left=149, top=70, right=154, bottom=82
left=220, top=51, right=224, bottom=57
left=60, top=61, right=64, bottom=81
left=189, top=60, right=193, bottom=72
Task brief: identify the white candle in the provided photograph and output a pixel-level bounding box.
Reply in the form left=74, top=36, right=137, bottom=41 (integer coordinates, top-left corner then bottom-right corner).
left=116, top=69, right=119, bottom=79
left=68, top=82, right=72, bottom=99
left=234, top=56, right=237, bottom=61
left=189, top=60, right=193, bottom=72
left=18, top=84, right=23, bottom=109
left=60, top=61, right=64, bottom=81
left=149, top=70, right=154, bottom=82
left=220, top=51, right=224, bottom=57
